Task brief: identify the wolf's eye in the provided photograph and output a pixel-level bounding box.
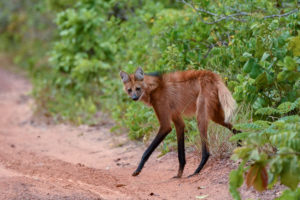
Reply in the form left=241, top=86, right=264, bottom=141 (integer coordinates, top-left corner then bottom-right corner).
left=127, top=88, right=132, bottom=93
left=136, top=87, right=141, bottom=91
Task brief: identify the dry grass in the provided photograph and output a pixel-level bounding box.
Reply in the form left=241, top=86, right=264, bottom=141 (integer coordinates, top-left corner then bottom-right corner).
left=187, top=104, right=254, bottom=158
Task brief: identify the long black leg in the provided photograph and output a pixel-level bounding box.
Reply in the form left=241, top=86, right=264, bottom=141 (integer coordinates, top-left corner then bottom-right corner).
left=172, top=116, right=186, bottom=178
left=132, top=127, right=171, bottom=176
left=194, top=144, right=210, bottom=174
left=176, top=133, right=185, bottom=178
left=188, top=96, right=210, bottom=177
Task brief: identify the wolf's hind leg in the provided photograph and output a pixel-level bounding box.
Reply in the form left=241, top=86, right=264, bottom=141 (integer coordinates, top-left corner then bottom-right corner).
left=172, top=115, right=186, bottom=178
left=189, top=95, right=210, bottom=177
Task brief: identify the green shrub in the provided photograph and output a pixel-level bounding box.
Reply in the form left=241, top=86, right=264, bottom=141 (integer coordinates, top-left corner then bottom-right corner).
left=229, top=98, right=300, bottom=199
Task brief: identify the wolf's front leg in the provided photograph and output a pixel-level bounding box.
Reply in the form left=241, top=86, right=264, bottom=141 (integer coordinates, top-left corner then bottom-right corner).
left=132, top=126, right=172, bottom=176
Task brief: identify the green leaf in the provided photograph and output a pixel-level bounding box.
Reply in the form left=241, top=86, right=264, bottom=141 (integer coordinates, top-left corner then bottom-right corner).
left=261, top=52, right=270, bottom=62
left=255, top=72, right=268, bottom=89
left=249, top=149, right=260, bottom=161
left=250, top=63, right=263, bottom=79
left=255, top=107, right=280, bottom=115
left=283, top=56, right=297, bottom=71
left=243, top=52, right=253, bottom=58
left=280, top=158, right=300, bottom=190
left=277, top=71, right=288, bottom=82
left=268, top=172, right=278, bottom=189
left=234, top=123, right=261, bottom=131
left=288, top=35, right=300, bottom=57
left=277, top=102, right=293, bottom=114
left=241, top=52, right=253, bottom=61
left=243, top=58, right=255, bottom=73
left=291, top=98, right=300, bottom=110
left=230, top=132, right=250, bottom=142
left=277, top=71, right=300, bottom=82
left=255, top=38, right=265, bottom=58
left=231, top=147, right=252, bottom=160
left=253, top=97, right=267, bottom=110
left=229, top=165, right=244, bottom=200
left=276, top=188, right=300, bottom=200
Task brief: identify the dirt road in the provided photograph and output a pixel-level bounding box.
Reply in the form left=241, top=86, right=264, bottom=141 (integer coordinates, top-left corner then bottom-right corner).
left=0, top=61, right=282, bottom=199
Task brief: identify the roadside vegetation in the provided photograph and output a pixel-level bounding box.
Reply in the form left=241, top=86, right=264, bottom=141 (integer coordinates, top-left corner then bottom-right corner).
left=0, top=0, right=299, bottom=199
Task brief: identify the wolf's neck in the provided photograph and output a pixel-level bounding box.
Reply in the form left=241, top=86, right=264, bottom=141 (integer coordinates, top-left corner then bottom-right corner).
left=144, top=75, right=161, bottom=91
left=140, top=75, right=162, bottom=106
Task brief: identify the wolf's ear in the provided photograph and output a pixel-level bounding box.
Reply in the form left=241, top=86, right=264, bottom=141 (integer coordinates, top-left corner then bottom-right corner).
left=120, top=71, right=130, bottom=83
left=134, top=67, right=144, bottom=81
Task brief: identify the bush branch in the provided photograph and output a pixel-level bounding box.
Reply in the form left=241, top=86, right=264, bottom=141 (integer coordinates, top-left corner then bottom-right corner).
left=263, top=9, right=299, bottom=19
left=179, top=0, right=299, bottom=24
left=180, top=0, right=218, bottom=16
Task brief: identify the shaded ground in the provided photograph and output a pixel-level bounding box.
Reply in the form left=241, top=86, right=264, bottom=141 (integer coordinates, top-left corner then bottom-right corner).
left=0, top=59, right=283, bottom=199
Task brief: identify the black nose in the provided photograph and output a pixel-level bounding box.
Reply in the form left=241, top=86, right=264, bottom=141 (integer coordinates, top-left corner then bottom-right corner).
left=132, top=96, right=139, bottom=101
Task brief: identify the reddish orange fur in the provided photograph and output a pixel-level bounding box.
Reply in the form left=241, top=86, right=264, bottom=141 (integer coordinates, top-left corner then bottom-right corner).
left=120, top=68, right=237, bottom=177
left=125, top=70, right=226, bottom=122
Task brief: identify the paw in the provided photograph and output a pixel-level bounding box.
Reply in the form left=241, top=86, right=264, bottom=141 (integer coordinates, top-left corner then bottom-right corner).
left=172, top=170, right=183, bottom=179
left=172, top=175, right=182, bottom=179
left=187, top=173, right=197, bottom=178
left=132, top=170, right=140, bottom=176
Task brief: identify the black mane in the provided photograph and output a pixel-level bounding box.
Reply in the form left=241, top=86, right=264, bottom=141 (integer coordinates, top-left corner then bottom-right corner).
left=145, top=71, right=163, bottom=77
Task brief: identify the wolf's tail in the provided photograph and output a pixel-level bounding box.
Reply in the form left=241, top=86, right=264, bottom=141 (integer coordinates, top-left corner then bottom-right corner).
left=217, top=81, right=236, bottom=123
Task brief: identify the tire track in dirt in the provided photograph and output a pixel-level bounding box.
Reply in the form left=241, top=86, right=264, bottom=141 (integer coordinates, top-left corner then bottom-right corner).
left=0, top=145, right=130, bottom=199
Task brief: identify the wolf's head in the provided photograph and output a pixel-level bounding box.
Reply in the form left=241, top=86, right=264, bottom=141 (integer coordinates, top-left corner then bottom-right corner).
left=119, top=67, right=145, bottom=101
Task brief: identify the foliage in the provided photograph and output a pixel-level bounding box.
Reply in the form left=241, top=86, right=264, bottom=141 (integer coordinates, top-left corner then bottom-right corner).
left=1, top=1, right=300, bottom=198
left=0, top=1, right=54, bottom=70
left=37, top=0, right=116, bottom=123
left=49, top=0, right=114, bottom=88
left=229, top=98, right=300, bottom=199
left=100, top=0, right=300, bottom=145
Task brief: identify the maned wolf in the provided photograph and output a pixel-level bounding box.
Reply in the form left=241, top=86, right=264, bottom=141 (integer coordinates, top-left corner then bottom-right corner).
left=120, top=67, right=239, bottom=178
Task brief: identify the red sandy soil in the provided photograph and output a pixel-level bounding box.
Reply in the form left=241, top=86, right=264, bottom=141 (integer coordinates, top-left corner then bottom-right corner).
left=0, top=59, right=283, bottom=200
